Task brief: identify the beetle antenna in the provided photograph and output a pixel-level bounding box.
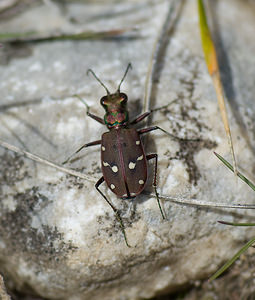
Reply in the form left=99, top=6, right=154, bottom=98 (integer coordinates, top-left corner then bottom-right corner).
left=72, top=94, right=90, bottom=112
left=87, top=69, right=110, bottom=95
left=117, top=63, right=132, bottom=92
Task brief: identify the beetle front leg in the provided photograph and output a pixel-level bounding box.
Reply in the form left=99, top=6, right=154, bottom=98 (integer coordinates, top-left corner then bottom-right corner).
left=62, top=139, right=101, bottom=165
left=73, top=94, right=105, bottom=125
left=146, top=154, right=166, bottom=220
left=95, top=176, right=131, bottom=247
left=87, top=112, right=105, bottom=125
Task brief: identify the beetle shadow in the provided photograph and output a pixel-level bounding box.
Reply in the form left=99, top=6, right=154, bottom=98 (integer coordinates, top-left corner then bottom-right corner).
left=128, top=98, right=143, bottom=121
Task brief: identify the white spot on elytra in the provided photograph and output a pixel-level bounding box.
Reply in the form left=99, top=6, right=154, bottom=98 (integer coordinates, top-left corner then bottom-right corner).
left=110, top=184, right=115, bottom=189
left=102, top=146, right=105, bottom=151
left=112, top=165, right=118, bottom=173
left=136, top=141, right=140, bottom=145
left=139, top=180, right=144, bottom=185
left=129, top=162, right=136, bottom=169
left=103, top=162, right=118, bottom=173
left=137, top=155, right=143, bottom=161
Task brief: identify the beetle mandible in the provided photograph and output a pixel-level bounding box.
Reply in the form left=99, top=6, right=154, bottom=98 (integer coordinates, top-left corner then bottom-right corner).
left=64, top=64, right=165, bottom=247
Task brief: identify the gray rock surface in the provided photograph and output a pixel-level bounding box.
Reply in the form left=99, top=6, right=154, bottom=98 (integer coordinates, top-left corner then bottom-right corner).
left=0, top=0, right=255, bottom=299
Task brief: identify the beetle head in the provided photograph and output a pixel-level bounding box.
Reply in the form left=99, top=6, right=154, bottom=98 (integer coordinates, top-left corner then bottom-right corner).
left=87, top=64, right=132, bottom=129
left=100, top=92, right=129, bottom=128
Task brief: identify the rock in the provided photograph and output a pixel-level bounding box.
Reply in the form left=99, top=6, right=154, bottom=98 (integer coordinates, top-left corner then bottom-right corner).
left=0, top=274, right=11, bottom=300
left=0, top=0, right=255, bottom=299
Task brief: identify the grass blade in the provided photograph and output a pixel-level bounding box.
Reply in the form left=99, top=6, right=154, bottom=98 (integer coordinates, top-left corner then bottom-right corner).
left=2, top=139, right=255, bottom=210
left=0, top=139, right=97, bottom=183
left=0, top=28, right=132, bottom=43
left=214, top=152, right=255, bottom=191
left=212, top=152, right=255, bottom=280
left=218, top=221, right=255, bottom=226
left=209, top=237, right=255, bottom=281
left=198, top=0, right=237, bottom=175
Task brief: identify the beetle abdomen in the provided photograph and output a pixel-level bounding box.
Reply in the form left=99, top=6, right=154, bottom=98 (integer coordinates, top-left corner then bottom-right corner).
left=101, top=128, right=147, bottom=199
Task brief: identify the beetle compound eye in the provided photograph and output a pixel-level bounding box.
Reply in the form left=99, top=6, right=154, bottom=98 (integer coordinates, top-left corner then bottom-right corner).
left=119, top=93, right=128, bottom=103
left=100, top=97, right=104, bottom=106
left=100, top=96, right=108, bottom=107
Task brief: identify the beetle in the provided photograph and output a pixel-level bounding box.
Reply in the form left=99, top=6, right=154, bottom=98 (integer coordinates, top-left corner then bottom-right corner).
left=64, top=64, right=165, bottom=247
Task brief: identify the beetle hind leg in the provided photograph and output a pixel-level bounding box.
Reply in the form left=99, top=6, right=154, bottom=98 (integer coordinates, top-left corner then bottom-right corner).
left=95, top=176, right=131, bottom=247
left=146, top=154, right=166, bottom=220
left=62, top=139, right=101, bottom=165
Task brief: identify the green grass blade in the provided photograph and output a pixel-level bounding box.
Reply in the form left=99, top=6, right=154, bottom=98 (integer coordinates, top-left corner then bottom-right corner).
left=0, top=31, right=36, bottom=39
left=0, top=29, right=130, bottom=43
left=214, top=152, right=255, bottom=191
left=209, top=237, right=255, bottom=281
left=218, top=221, right=255, bottom=226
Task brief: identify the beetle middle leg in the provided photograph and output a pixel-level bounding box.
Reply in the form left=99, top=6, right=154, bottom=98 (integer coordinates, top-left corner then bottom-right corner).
left=139, top=126, right=179, bottom=140
left=138, top=126, right=200, bottom=142
left=95, top=176, right=131, bottom=247
left=130, top=112, right=151, bottom=125
left=131, top=114, right=182, bottom=141
left=132, top=109, right=200, bottom=142
left=130, top=98, right=180, bottom=126
left=146, top=154, right=166, bottom=220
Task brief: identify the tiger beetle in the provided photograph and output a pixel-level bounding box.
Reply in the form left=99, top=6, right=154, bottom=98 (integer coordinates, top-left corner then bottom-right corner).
left=63, top=63, right=167, bottom=247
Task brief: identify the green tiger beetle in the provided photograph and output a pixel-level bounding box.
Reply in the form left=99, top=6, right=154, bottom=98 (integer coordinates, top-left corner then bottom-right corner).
left=64, top=63, right=168, bottom=247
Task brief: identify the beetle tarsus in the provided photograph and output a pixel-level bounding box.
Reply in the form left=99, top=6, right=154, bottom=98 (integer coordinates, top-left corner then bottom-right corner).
left=115, top=211, right=131, bottom=248
left=154, top=185, right=166, bottom=220
left=146, top=153, right=166, bottom=220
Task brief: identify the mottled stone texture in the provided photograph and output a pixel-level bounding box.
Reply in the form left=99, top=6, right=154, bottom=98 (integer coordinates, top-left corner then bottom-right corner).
left=0, top=0, right=255, bottom=299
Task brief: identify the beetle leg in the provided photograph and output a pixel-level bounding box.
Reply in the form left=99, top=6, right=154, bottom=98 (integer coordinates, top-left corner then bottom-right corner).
left=87, top=112, right=105, bottom=125
left=130, top=111, right=151, bottom=125
left=95, top=176, right=131, bottom=247
left=73, top=94, right=105, bottom=125
left=139, top=126, right=200, bottom=142
left=130, top=99, right=180, bottom=125
left=138, top=126, right=177, bottom=140
left=146, top=154, right=166, bottom=220
left=138, top=126, right=158, bottom=135
left=62, top=139, right=101, bottom=165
